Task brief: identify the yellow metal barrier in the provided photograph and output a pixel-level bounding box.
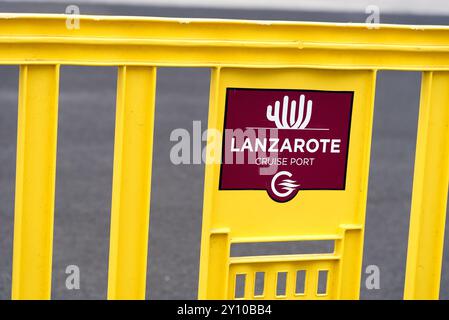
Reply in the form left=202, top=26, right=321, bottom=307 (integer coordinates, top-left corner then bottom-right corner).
left=1, top=14, right=448, bottom=300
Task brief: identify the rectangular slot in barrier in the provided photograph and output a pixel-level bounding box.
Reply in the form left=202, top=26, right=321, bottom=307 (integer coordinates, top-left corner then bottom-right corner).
left=362, top=71, right=420, bottom=299
left=295, top=270, right=306, bottom=295
left=148, top=67, right=211, bottom=300
left=276, top=272, right=287, bottom=297
left=53, top=66, right=117, bottom=299
left=0, top=66, right=19, bottom=300
left=317, top=270, right=329, bottom=296
left=234, top=274, right=246, bottom=299
left=231, top=240, right=335, bottom=257
left=254, top=272, right=265, bottom=297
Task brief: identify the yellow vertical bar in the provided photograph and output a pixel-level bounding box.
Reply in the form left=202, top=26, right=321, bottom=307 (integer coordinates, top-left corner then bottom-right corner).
left=198, top=67, right=222, bottom=299
left=305, top=267, right=318, bottom=299
left=12, top=65, right=59, bottom=300
left=335, top=228, right=363, bottom=299
left=263, top=271, right=276, bottom=299
left=243, top=270, right=254, bottom=299
left=206, top=231, right=230, bottom=299
left=335, top=70, right=377, bottom=300
left=286, top=268, right=296, bottom=298
left=404, top=71, right=449, bottom=300
left=227, top=267, right=237, bottom=299
left=107, top=66, right=156, bottom=300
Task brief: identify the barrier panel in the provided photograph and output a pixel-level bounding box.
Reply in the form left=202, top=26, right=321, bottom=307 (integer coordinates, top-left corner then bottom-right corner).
left=1, top=14, right=448, bottom=300
left=199, top=68, right=375, bottom=300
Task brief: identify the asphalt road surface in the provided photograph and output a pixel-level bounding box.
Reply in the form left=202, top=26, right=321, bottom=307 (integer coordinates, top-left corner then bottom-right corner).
left=1, top=2, right=449, bottom=300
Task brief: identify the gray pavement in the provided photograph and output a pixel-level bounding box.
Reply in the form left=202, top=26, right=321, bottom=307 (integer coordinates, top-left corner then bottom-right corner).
left=1, top=2, right=449, bottom=300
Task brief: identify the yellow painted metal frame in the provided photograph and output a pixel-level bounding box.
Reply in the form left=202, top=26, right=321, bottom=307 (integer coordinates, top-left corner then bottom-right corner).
left=108, top=66, right=156, bottom=299
left=12, top=65, right=59, bottom=299
left=0, top=14, right=448, bottom=299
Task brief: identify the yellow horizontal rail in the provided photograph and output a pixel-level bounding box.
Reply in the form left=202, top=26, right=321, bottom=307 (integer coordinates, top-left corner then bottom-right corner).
left=5, top=36, right=449, bottom=53
left=3, top=14, right=449, bottom=69
left=230, top=235, right=343, bottom=243
left=230, top=254, right=340, bottom=264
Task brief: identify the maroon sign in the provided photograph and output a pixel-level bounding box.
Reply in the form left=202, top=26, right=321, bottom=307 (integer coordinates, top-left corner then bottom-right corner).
left=219, top=88, right=354, bottom=202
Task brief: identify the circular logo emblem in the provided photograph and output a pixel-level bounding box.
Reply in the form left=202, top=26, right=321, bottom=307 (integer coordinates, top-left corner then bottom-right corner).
left=267, top=171, right=300, bottom=202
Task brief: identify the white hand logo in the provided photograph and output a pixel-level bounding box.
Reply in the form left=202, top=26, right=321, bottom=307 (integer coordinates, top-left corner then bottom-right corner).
left=266, top=95, right=312, bottom=129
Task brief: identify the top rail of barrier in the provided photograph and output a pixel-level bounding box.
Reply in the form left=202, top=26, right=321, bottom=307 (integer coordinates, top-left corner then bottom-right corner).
left=2, top=14, right=449, bottom=69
